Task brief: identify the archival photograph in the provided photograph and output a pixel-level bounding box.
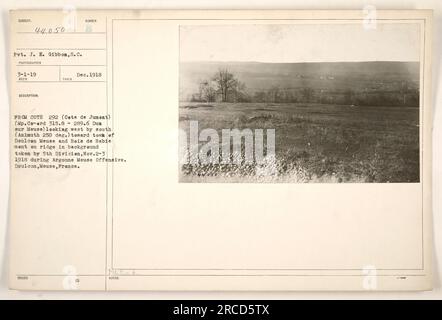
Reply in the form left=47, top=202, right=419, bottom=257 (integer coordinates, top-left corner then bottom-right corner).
left=179, top=24, right=421, bottom=183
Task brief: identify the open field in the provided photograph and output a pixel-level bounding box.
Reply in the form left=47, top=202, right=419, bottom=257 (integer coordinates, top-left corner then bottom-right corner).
left=179, top=102, right=420, bottom=183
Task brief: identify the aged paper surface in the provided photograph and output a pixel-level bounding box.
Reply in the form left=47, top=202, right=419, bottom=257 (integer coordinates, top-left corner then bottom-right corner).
left=9, top=9, right=432, bottom=290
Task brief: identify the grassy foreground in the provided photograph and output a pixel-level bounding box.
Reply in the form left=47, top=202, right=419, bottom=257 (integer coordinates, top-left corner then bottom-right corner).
left=179, top=102, right=419, bottom=183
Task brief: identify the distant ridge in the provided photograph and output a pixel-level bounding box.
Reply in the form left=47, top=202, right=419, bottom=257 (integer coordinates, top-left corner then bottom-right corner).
left=180, top=61, right=420, bottom=100
left=179, top=61, right=420, bottom=105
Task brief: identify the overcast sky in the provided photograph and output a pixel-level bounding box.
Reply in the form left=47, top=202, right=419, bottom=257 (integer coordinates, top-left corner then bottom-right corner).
left=180, top=23, right=421, bottom=63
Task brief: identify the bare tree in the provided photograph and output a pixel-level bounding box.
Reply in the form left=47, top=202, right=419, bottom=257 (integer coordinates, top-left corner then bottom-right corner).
left=301, top=87, right=314, bottom=103
left=213, top=68, right=239, bottom=102
left=199, top=80, right=216, bottom=102
left=233, top=80, right=247, bottom=102
left=267, top=86, right=281, bottom=103
left=344, top=89, right=355, bottom=105
left=400, top=81, right=408, bottom=106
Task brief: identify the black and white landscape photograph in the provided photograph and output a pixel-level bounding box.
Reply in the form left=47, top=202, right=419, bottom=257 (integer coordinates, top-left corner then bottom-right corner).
left=179, top=24, right=421, bottom=183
